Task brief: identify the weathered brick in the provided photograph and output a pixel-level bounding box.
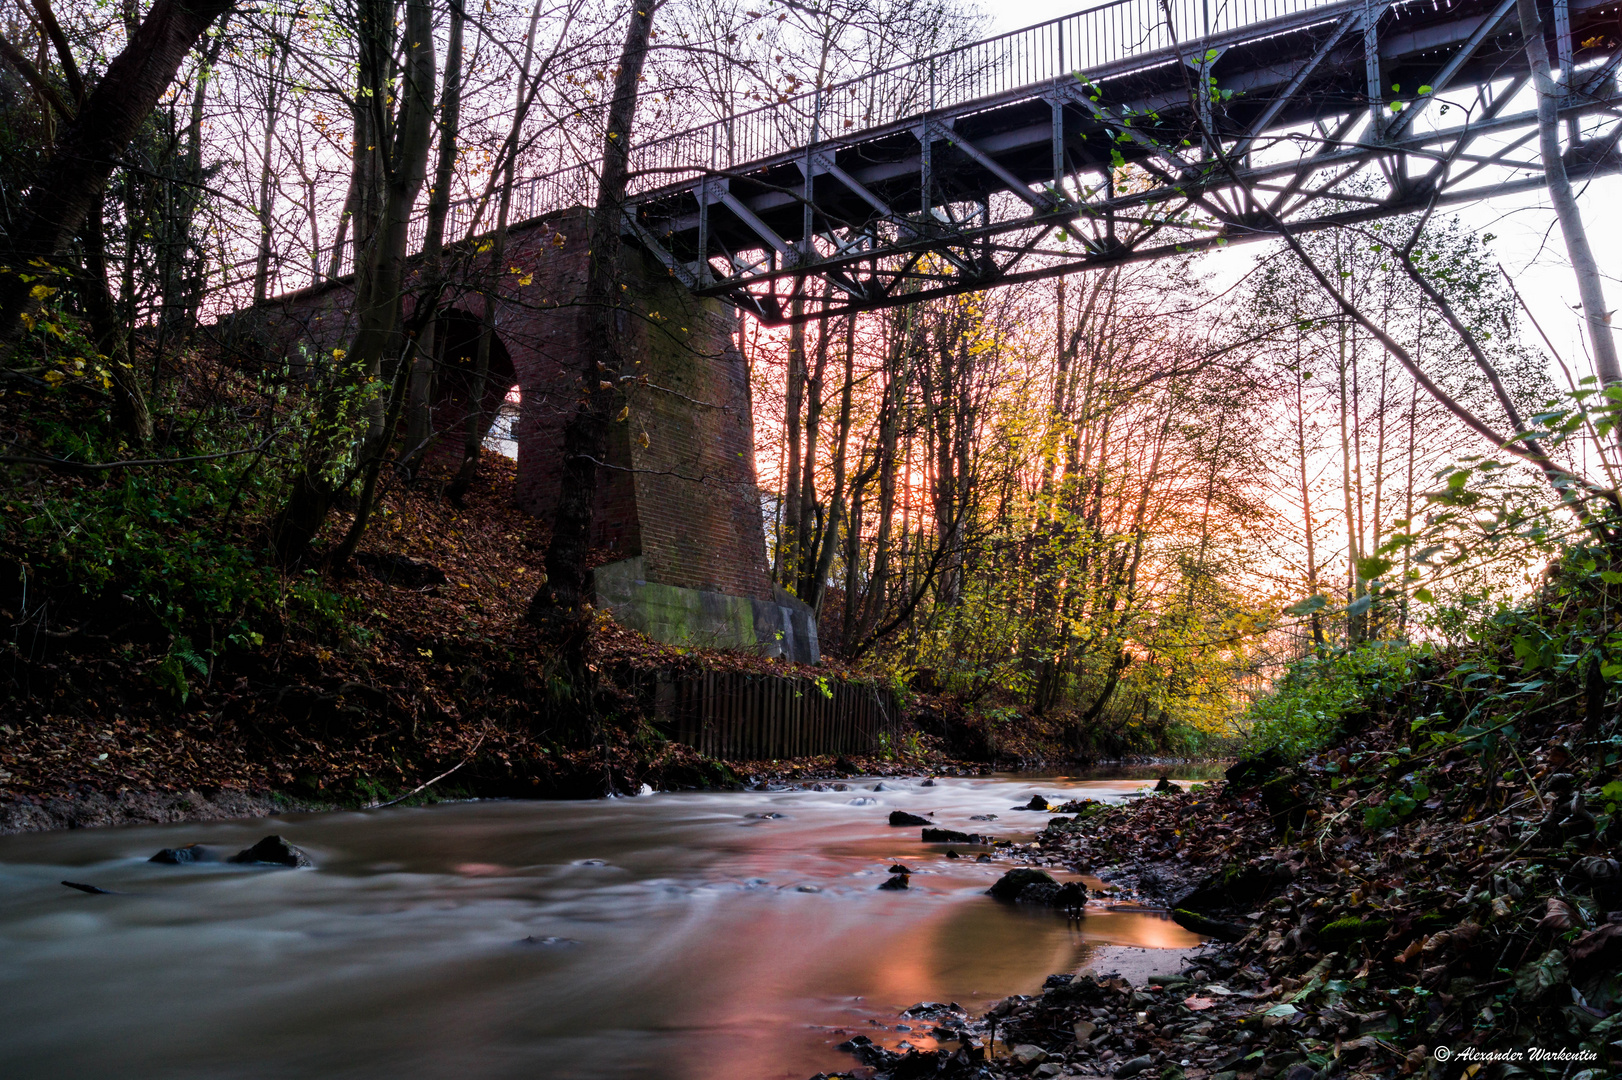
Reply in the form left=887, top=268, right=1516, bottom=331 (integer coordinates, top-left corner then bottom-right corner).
left=246, top=207, right=773, bottom=603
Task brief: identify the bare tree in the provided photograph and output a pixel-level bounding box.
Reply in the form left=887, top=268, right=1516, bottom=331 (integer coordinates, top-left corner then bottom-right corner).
left=271, top=0, right=438, bottom=563
left=529, top=0, right=662, bottom=618
left=1516, top=0, right=1620, bottom=389
left=0, top=0, right=236, bottom=440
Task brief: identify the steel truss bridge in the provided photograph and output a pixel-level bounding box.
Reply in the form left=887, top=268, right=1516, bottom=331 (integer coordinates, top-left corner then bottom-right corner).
left=445, top=0, right=1622, bottom=323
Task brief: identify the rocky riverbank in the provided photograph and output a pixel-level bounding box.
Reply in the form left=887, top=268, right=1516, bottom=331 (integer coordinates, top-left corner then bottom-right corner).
left=810, top=719, right=1620, bottom=1079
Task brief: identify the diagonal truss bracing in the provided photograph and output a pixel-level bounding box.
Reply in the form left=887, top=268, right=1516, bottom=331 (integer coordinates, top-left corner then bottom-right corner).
left=617, top=0, right=1622, bottom=324
left=307, top=0, right=1622, bottom=321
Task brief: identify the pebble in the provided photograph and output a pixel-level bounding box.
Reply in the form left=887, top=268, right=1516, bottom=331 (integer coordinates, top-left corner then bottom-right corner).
left=1010, top=1044, right=1047, bottom=1065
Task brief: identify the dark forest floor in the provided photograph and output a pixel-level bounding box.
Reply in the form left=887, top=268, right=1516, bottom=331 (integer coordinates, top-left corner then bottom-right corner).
left=1, top=443, right=1033, bottom=833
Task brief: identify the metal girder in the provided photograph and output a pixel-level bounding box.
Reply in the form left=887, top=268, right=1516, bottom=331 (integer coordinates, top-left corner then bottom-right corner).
left=599, top=0, right=1622, bottom=325
left=1365, top=0, right=1384, bottom=134
left=917, top=118, right=1062, bottom=212
left=717, top=185, right=794, bottom=258
left=1060, top=82, right=1196, bottom=177
left=680, top=85, right=1622, bottom=322
left=1229, top=4, right=1376, bottom=159
left=1385, top=0, right=1518, bottom=140
left=623, top=209, right=700, bottom=289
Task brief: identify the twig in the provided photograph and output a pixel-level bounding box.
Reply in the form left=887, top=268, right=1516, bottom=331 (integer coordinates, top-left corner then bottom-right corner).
left=1509, top=744, right=1548, bottom=813
left=367, top=730, right=487, bottom=809
left=1, top=429, right=280, bottom=473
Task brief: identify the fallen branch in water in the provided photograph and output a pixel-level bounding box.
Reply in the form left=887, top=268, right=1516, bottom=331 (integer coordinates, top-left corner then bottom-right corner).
left=367, top=730, right=487, bottom=810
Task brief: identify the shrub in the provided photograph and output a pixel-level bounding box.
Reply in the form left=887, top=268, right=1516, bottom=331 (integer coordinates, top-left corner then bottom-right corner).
left=1242, top=643, right=1420, bottom=756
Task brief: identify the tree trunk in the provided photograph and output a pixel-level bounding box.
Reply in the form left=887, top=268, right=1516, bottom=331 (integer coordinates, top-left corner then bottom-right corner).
left=252, top=39, right=289, bottom=305
left=81, top=200, right=153, bottom=444
left=0, top=0, right=235, bottom=361
left=1516, top=0, right=1622, bottom=388
left=795, top=311, right=831, bottom=597
left=447, top=0, right=542, bottom=504
left=1337, top=320, right=1364, bottom=643
left=155, top=19, right=228, bottom=375
left=403, top=0, right=465, bottom=472
left=779, top=301, right=806, bottom=582
left=807, top=315, right=856, bottom=614
left=1293, top=359, right=1323, bottom=649
left=271, top=0, right=436, bottom=564
left=529, top=0, right=659, bottom=617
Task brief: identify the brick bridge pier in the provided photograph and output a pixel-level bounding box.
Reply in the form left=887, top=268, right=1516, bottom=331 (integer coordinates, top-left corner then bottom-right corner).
left=246, top=207, right=818, bottom=664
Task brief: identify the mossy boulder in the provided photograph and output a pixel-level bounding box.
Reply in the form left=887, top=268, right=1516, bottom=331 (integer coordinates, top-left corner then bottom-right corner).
left=1172, top=908, right=1253, bottom=942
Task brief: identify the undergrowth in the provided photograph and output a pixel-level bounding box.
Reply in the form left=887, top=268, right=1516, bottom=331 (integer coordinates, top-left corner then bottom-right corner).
left=1243, top=643, right=1422, bottom=758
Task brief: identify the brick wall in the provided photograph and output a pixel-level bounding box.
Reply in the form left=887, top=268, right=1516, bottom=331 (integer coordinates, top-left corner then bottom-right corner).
left=245, top=206, right=773, bottom=603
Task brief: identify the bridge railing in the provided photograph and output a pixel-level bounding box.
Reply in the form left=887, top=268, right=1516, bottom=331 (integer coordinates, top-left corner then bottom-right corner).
left=616, top=0, right=1347, bottom=197
left=311, top=0, right=1346, bottom=283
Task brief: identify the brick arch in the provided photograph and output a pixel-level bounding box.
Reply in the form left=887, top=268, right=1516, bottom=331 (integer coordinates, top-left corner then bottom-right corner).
left=244, top=208, right=816, bottom=661
left=423, top=308, right=516, bottom=462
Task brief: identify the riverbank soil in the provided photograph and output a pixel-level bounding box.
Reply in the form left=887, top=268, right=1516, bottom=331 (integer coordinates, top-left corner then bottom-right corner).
left=2, top=442, right=983, bottom=831
left=819, top=716, right=1619, bottom=1078
left=1, top=397, right=1175, bottom=833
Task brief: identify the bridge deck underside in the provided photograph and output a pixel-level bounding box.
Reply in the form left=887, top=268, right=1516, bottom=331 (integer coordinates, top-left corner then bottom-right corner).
left=623, top=0, right=1622, bottom=323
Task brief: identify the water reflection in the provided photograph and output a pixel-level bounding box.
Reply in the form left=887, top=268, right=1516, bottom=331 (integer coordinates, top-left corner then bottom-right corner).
left=0, top=773, right=1201, bottom=1080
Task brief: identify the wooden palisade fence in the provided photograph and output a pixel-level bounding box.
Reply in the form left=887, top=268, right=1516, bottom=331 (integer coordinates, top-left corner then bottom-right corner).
left=642, top=670, right=901, bottom=760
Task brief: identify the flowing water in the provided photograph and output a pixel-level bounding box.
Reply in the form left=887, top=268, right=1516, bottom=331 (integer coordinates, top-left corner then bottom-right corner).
left=0, top=773, right=1201, bottom=1079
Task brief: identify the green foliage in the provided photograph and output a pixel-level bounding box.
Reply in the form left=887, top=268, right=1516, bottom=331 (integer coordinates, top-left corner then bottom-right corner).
left=1, top=338, right=355, bottom=703
left=6, top=452, right=348, bottom=645
left=1243, top=644, right=1420, bottom=756
left=153, top=637, right=210, bottom=703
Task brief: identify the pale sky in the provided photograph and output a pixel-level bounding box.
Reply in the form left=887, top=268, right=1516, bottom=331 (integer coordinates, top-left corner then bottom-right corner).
left=989, top=0, right=1622, bottom=388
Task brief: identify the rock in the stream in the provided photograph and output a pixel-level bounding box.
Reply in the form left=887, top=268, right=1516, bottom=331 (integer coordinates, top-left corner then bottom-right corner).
left=922, top=827, right=986, bottom=843
left=988, top=867, right=1056, bottom=900
left=889, top=863, right=916, bottom=873
left=878, top=873, right=910, bottom=890
left=835, top=1034, right=892, bottom=1067
left=150, top=843, right=224, bottom=864
left=920, top=778, right=936, bottom=787
left=229, top=836, right=312, bottom=867
left=888, top=810, right=932, bottom=826
left=1153, top=776, right=1178, bottom=792
left=1021, top=794, right=1050, bottom=811
left=151, top=835, right=311, bottom=868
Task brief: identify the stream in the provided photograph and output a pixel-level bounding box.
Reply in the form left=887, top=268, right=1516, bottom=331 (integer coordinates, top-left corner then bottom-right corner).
left=0, top=772, right=1205, bottom=1079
